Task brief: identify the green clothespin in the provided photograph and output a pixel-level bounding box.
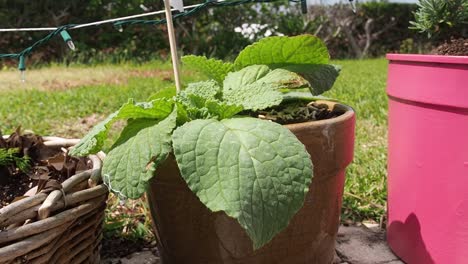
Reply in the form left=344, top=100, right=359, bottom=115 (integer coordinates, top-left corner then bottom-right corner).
left=60, top=30, right=76, bottom=50
left=18, top=55, right=26, bottom=82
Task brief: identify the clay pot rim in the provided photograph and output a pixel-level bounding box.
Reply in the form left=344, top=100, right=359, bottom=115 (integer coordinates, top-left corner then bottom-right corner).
left=284, top=100, right=355, bottom=129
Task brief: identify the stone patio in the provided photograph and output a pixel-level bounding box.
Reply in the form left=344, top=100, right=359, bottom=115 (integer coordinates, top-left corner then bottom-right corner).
left=103, top=225, right=403, bottom=264
left=334, top=226, right=403, bottom=264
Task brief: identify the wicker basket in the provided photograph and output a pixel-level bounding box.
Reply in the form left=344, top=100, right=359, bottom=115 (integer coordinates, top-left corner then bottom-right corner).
left=0, top=137, right=109, bottom=264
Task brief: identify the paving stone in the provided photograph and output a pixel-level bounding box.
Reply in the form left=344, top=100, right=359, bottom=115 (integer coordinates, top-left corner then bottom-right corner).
left=104, top=225, right=404, bottom=264
left=333, top=251, right=342, bottom=263
left=103, top=250, right=161, bottom=264
left=336, top=226, right=404, bottom=264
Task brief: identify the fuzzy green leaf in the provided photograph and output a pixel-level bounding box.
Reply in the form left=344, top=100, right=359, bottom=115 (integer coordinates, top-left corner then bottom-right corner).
left=222, top=67, right=284, bottom=111
left=223, top=65, right=309, bottom=92
left=223, top=65, right=270, bottom=90
left=175, top=80, right=241, bottom=120
left=184, top=80, right=221, bottom=100
left=118, top=98, right=174, bottom=120
left=178, top=93, right=243, bottom=120
left=182, top=55, right=234, bottom=84
left=281, top=91, right=334, bottom=103
left=205, top=100, right=243, bottom=119
left=233, top=35, right=340, bottom=95
left=234, top=35, right=329, bottom=69
left=176, top=80, right=221, bottom=107
left=282, top=64, right=341, bottom=95
left=172, top=117, right=313, bottom=249
left=70, top=98, right=174, bottom=157
left=259, top=68, right=310, bottom=89
left=147, top=87, right=176, bottom=101
left=69, top=112, right=118, bottom=157
left=102, top=109, right=177, bottom=199
left=223, top=83, right=282, bottom=111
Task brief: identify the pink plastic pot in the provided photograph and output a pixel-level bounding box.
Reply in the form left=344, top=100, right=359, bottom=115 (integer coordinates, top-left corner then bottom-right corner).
left=386, top=54, right=468, bottom=264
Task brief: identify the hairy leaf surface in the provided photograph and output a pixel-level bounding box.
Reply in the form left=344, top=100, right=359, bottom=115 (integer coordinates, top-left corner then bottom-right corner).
left=222, top=65, right=289, bottom=110
left=70, top=98, right=173, bottom=157
left=233, top=35, right=340, bottom=95
left=234, top=35, right=329, bottom=69
left=223, top=65, right=308, bottom=91
left=69, top=112, right=118, bottom=157
left=184, top=80, right=221, bottom=100
left=282, top=64, right=341, bottom=95
left=223, top=82, right=282, bottom=111
left=172, top=118, right=313, bottom=249
left=147, top=87, right=176, bottom=101
left=182, top=55, right=234, bottom=84
left=102, top=109, right=177, bottom=199
left=176, top=80, right=221, bottom=107
left=179, top=93, right=243, bottom=120
left=205, top=100, right=243, bottom=119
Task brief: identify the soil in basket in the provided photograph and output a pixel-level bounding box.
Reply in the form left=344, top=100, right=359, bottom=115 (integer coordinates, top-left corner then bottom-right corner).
left=250, top=101, right=343, bottom=125
left=0, top=129, right=88, bottom=209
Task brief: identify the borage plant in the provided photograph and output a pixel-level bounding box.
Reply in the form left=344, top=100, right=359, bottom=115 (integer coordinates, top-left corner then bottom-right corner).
left=70, top=34, right=340, bottom=249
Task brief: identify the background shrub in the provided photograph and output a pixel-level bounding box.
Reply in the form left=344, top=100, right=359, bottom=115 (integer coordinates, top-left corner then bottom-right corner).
left=0, top=0, right=433, bottom=66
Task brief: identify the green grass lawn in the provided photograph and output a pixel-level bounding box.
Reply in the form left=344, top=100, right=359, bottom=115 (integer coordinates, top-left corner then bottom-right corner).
left=326, top=59, right=388, bottom=222
left=0, top=58, right=389, bottom=231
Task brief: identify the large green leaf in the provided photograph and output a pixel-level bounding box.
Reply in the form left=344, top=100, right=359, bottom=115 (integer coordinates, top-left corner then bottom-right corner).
left=118, top=99, right=175, bottom=120
left=222, top=65, right=289, bottom=111
left=179, top=93, right=243, bottom=120
left=234, top=35, right=329, bottom=69
left=147, top=87, right=176, bottom=101
left=223, top=65, right=308, bottom=91
left=69, top=112, right=118, bottom=157
left=223, top=82, right=282, bottom=111
left=102, top=109, right=177, bottom=199
left=183, top=80, right=221, bottom=100
left=233, top=35, right=340, bottom=95
left=281, top=91, right=335, bottom=103
left=172, top=118, right=313, bottom=249
left=282, top=64, right=341, bottom=95
left=182, top=55, right=234, bottom=84
left=223, top=65, right=270, bottom=91
left=176, top=80, right=242, bottom=120
left=70, top=98, right=173, bottom=157
left=176, top=80, right=221, bottom=108
left=205, top=100, right=243, bottom=120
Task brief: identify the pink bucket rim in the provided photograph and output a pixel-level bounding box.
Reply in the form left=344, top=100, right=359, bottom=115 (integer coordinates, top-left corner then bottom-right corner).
left=386, top=54, right=468, bottom=64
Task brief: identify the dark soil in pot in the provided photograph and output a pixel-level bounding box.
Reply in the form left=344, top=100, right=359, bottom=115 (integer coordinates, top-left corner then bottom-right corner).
left=0, top=129, right=88, bottom=209
left=432, top=38, right=468, bottom=56
left=249, top=101, right=345, bottom=125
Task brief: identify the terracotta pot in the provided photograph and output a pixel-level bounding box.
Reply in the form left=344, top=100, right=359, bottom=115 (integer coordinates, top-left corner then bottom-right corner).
left=147, top=101, right=355, bottom=264
left=386, top=54, right=468, bottom=264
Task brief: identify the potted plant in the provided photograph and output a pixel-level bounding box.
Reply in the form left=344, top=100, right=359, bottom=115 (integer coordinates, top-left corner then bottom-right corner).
left=0, top=129, right=108, bottom=264
left=386, top=1, right=468, bottom=263
left=70, top=34, right=355, bottom=263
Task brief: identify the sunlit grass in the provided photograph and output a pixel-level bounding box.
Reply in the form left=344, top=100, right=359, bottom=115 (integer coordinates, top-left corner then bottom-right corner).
left=326, top=59, right=388, bottom=222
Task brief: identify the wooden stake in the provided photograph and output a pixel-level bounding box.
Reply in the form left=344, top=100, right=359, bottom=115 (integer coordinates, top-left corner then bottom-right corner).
left=163, top=0, right=182, bottom=93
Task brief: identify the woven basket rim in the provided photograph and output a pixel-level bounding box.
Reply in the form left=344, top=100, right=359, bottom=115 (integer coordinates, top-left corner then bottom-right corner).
left=0, top=136, right=106, bottom=224
left=0, top=136, right=108, bottom=264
